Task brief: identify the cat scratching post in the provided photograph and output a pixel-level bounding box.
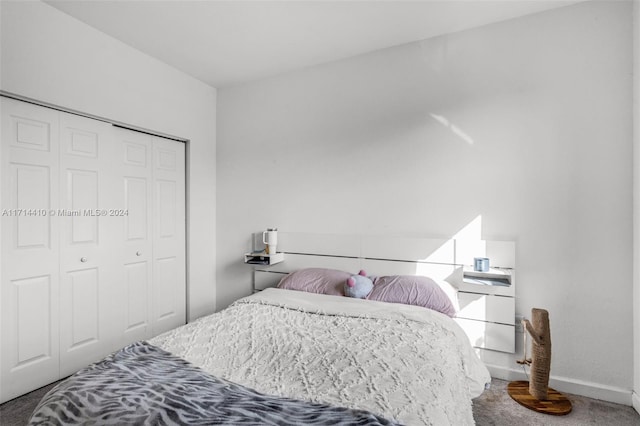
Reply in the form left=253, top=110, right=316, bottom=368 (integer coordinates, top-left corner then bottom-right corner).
left=507, top=308, right=572, bottom=415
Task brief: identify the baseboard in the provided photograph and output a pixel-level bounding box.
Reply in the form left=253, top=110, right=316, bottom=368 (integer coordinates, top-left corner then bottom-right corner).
left=486, top=364, right=633, bottom=406
left=633, top=391, right=640, bottom=415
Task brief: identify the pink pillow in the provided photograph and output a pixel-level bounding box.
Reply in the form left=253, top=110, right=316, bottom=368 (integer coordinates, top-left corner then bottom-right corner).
left=277, top=268, right=350, bottom=296
left=368, top=275, right=458, bottom=317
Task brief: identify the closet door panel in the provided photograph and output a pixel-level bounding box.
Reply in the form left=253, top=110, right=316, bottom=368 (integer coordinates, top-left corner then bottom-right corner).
left=9, top=110, right=53, bottom=151
left=58, top=113, right=120, bottom=376
left=67, top=169, right=99, bottom=242
left=115, top=128, right=153, bottom=346
left=124, top=261, right=150, bottom=332
left=1, top=98, right=60, bottom=403
left=11, top=276, right=54, bottom=366
left=12, top=163, right=51, bottom=248
left=152, top=137, right=186, bottom=336
left=64, top=268, right=99, bottom=346
left=125, top=177, right=149, bottom=241
left=155, top=256, right=179, bottom=321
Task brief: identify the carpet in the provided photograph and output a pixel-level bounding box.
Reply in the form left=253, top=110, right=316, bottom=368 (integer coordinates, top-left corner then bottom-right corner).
left=473, top=379, right=640, bottom=426
left=1, top=377, right=639, bottom=425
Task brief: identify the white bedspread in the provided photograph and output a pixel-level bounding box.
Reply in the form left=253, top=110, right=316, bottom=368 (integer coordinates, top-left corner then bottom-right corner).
left=150, top=288, right=490, bottom=425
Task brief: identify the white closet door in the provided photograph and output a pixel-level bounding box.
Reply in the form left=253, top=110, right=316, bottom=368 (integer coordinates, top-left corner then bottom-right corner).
left=58, top=113, right=121, bottom=376
left=114, top=127, right=154, bottom=346
left=0, top=98, right=61, bottom=402
left=151, top=137, right=186, bottom=336
left=1, top=98, right=188, bottom=403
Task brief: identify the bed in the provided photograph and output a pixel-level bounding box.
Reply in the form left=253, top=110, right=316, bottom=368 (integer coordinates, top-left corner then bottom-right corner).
left=28, top=284, right=490, bottom=425
left=29, top=233, right=505, bottom=425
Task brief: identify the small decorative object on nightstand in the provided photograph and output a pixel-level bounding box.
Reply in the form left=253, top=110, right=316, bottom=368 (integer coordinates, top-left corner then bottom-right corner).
left=262, top=228, right=278, bottom=255
left=508, top=308, right=572, bottom=416
left=473, top=257, right=490, bottom=272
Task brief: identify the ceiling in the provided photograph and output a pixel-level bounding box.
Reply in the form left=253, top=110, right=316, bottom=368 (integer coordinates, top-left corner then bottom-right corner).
left=45, top=0, right=584, bottom=88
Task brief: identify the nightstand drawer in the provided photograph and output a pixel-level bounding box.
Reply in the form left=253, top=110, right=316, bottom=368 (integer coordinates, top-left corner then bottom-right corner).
left=457, top=292, right=515, bottom=325
left=455, top=318, right=515, bottom=353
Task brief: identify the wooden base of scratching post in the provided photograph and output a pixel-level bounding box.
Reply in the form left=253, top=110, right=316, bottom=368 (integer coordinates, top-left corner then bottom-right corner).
left=507, top=381, right=572, bottom=415
left=509, top=309, right=572, bottom=416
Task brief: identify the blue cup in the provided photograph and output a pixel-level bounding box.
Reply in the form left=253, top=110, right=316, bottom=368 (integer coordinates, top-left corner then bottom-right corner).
left=474, top=257, right=490, bottom=272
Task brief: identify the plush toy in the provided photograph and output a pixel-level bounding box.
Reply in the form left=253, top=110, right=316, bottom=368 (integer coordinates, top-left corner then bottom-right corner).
left=344, top=270, right=373, bottom=299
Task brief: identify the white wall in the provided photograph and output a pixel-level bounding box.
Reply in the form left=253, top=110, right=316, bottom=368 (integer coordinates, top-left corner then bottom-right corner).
left=633, top=0, right=640, bottom=414
left=0, top=1, right=217, bottom=320
left=218, top=1, right=634, bottom=402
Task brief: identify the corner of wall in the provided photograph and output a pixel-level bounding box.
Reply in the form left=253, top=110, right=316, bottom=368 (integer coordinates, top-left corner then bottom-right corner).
left=633, top=0, right=640, bottom=414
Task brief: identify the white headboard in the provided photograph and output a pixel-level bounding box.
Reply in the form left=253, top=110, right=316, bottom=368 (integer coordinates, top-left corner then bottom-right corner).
left=250, top=232, right=517, bottom=353
left=250, top=232, right=515, bottom=296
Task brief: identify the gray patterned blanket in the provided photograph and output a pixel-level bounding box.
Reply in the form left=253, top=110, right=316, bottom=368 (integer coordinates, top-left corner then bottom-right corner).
left=29, top=341, right=401, bottom=425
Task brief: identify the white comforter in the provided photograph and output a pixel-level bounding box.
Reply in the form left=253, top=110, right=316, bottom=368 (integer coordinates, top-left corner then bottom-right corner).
left=149, top=288, right=490, bottom=425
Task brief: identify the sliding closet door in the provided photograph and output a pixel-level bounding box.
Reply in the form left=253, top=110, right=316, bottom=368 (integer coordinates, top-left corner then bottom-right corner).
left=151, top=136, right=186, bottom=335
left=114, top=127, right=153, bottom=347
left=58, top=113, right=122, bottom=377
left=0, top=98, right=187, bottom=402
left=0, top=98, right=61, bottom=402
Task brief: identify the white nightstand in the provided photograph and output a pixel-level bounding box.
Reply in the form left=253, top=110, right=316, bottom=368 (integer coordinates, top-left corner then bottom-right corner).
left=244, top=252, right=286, bottom=292
left=454, top=266, right=515, bottom=353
